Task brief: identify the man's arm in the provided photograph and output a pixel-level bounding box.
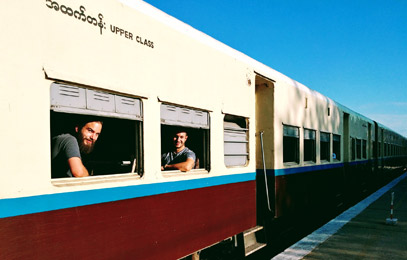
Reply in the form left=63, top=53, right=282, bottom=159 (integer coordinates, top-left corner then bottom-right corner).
left=68, top=157, right=90, bottom=177
left=163, top=157, right=195, bottom=172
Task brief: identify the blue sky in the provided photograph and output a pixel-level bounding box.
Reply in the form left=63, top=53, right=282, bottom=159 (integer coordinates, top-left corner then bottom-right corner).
left=143, top=0, right=407, bottom=137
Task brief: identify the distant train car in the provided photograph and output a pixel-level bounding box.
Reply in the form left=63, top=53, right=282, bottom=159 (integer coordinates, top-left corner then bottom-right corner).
left=0, top=1, right=406, bottom=260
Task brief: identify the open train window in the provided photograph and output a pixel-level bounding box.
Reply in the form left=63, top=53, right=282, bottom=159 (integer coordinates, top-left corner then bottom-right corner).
left=304, top=129, right=316, bottom=163
left=362, top=140, right=367, bottom=159
left=224, top=114, right=249, bottom=167
left=320, top=132, right=330, bottom=162
left=333, top=134, right=341, bottom=161
left=356, top=139, right=362, bottom=159
left=160, top=104, right=209, bottom=172
left=351, top=137, right=356, bottom=161
left=283, top=125, right=299, bottom=165
left=50, top=83, right=143, bottom=179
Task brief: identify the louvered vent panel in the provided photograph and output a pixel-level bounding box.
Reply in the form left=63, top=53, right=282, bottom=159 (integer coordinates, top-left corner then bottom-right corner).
left=50, top=83, right=86, bottom=108
left=193, top=110, right=208, bottom=126
left=161, top=104, right=178, bottom=124
left=115, top=95, right=142, bottom=118
left=179, top=107, right=192, bottom=124
left=86, top=89, right=115, bottom=112
left=161, top=104, right=209, bottom=128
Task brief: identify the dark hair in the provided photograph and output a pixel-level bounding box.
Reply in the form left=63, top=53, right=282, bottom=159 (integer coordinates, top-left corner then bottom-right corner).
left=76, top=116, right=103, bottom=130
left=171, top=126, right=188, bottom=136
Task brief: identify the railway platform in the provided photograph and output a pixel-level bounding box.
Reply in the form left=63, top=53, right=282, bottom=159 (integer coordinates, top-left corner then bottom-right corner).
left=272, top=172, right=407, bottom=260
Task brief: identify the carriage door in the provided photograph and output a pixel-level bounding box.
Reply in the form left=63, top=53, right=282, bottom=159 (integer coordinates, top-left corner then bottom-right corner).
left=255, top=73, right=276, bottom=218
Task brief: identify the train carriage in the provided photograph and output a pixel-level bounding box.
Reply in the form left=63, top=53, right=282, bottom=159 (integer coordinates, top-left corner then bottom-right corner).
left=1, top=1, right=407, bottom=259
left=1, top=1, right=259, bottom=259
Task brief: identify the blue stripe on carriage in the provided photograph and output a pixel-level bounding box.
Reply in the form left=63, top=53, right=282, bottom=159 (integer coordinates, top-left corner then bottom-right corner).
left=348, top=159, right=371, bottom=166
left=0, top=172, right=256, bottom=219
left=261, top=160, right=372, bottom=177
left=273, top=162, right=345, bottom=176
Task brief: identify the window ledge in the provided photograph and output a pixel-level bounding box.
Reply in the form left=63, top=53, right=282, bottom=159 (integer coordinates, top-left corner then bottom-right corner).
left=304, top=161, right=316, bottom=166
left=283, top=162, right=299, bottom=167
left=51, top=173, right=141, bottom=187
left=162, top=169, right=209, bottom=178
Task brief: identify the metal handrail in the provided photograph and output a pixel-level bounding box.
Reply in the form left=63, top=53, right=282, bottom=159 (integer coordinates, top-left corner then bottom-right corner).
left=260, top=132, right=272, bottom=212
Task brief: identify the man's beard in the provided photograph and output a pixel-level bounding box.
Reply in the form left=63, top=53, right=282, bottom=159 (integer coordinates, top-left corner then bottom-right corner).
left=77, top=135, right=95, bottom=154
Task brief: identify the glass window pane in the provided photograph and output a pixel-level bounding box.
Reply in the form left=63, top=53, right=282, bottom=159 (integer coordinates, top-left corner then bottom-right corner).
left=304, top=129, right=316, bottom=162
left=283, top=125, right=299, bottom=164
left=320, top=132, right=330, bottom=161
left=333, top=134, right=341, bottom=160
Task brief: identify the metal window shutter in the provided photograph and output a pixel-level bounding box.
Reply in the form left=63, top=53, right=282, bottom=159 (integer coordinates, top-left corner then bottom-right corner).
left=161, top=104, right=208, bottom=129
left=50, top=84, right=86, bottom=109
left=115, top=95, right=142, bottom=119
left=224, top=121, right=248, bottom=166
left=86, top=89, right=115, bottom=112
left=193, top=110, right=208, bottom=126
left=50, top=83, right=142, bottom=120
left=179, top=107, right=193, bottom=124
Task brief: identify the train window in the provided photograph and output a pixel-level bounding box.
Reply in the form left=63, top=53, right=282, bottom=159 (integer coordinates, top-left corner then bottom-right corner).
left=50, top=83, right=143, bottom=178
left=304, top=129, right=316, bottom=163
left=362, top=140, right=367, bottom=159
left=160, top=104, right=209, bottom=172
left=333, top=134, right=341, bottom=160
left=320, top=132, right=330, bottom=162
left=356, top=139, right=362, bottom=159
left=283, top=125, right=299, bottom=164
left=378, top=142, right=382, bottom=157
left=224, top=114, right=249, bottom=167
left=351, top=137, right=356, bottom=161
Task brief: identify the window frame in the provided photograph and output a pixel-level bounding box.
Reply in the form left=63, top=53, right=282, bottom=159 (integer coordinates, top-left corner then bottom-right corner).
left=303, top=128, right=316, bottom=163
left=362, top=139, right=367, bottom=159
left=356, top=139, right=362, bottom=159
left=333, top=134, right=341, bottom=161
left=351, top=137, right=356, bottom=161
left=50, top=82, right=144, bottom=180
left=223, top=114, right=249, bottom=168
left=320, top=132, right=331, bottom=162
left=283, top=125, right=300, bottom=165
left=160, top=103, right=210, bottom=174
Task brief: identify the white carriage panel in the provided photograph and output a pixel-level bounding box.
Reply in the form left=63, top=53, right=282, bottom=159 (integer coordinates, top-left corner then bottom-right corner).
left=0, top=1, right=58, bottom=196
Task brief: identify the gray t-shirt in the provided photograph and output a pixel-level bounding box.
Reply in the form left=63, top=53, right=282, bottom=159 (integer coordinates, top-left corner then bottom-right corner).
left=51, top=133, right=81, bottom=178
left=161, top=147, right=196, bottom=168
